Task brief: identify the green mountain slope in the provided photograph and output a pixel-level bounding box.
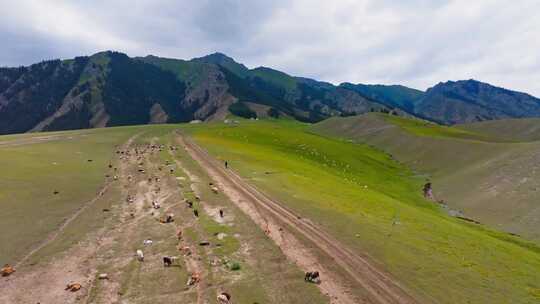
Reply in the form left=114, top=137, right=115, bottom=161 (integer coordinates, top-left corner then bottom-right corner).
left=186, top=119, right=540, bottom=303
left=192, top=52, right=251, bottom=78
left=311, top=113, right=540, bottom=242
left=340, top=83, right=424, bottom=112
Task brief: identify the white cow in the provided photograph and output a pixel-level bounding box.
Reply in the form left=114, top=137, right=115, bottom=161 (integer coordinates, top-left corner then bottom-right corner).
left=136, top=249, right=144, bottom=261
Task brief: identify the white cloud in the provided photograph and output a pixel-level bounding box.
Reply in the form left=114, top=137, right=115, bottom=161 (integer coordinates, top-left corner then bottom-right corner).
left=0, top=0, right=539, bottom=95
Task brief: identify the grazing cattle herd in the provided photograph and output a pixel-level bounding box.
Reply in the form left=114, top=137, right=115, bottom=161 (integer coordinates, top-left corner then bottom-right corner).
left=119, top=143, right=238, bottom=303
left=2, top=142, right=321, bottom=304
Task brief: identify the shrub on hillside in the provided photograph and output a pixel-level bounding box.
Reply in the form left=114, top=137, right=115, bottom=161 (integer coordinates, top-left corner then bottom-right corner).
left=267, top=107, right=280, bottom=118
left=229, top=102, right=257, bottom=119
left=228, top=261, right=241, bottom=271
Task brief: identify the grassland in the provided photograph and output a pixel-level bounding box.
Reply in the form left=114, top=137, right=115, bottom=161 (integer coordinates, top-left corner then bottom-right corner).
left=458, top=117, right=540, bottom=142
left=313, top=113, right=540, bottom=242
left=0, top=126, right=141, bottom=265
left=1, top=124, right=328, bottom=303
left=163, top=130, right=327, bottom=303
left=185, top=118, right=540, bottom=303
left=382, top=114, right=491, bottom=141
left=3, top=117, right=540, bottom=303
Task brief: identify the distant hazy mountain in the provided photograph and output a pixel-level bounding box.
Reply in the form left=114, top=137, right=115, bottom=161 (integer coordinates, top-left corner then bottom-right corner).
left=414, top=80, right=540, bottom=124
left=341, top=79, right=540, bottom=124
left=1, top=51, right=540, bottom=134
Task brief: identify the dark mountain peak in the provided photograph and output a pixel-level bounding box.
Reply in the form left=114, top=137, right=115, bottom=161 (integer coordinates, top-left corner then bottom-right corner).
left=87, top=51, right=129, bottom=66
left=341, top=82, right=420, bottom=90
left=192, top=52, right=249, bottom=77
left=296, top=77, right=335, bottom=89
left=417, top=79, right=540, bottom=125
left=427, top=79, right=538, bottom=99
left=433, top=79, right=499, bottom=89
left=192, top=52, right=237, bottom=65
left=251, top=66, right=274, bottom=72
left=205, top=52, right=232, bottom=60
left=90, top=50, right=122, bottom=58
left=142, top=54, right=160, bottom=60
left=251, top=66, right=290, bottom=76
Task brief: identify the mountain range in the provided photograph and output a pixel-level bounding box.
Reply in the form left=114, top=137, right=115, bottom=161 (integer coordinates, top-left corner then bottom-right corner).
left=1, top=50, right=540, bottom=134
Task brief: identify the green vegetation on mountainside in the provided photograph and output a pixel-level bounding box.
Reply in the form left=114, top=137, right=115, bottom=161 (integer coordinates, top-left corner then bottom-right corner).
left=250, top=67, right=297, bottom=91
left=184, top=119, right=540, bottom=303
left=340, top=83, right=424, bottom=112
left=192, top=52, right=250, bottom=78
left=137, top=55, right=208, bottom=86
left=228, top=102, right=257, bottom=119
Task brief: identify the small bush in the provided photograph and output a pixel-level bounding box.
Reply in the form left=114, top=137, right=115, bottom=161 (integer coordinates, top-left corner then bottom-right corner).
left=229, top=261, right=241, bottom=271
left=267, top=107, right=280, bottom=118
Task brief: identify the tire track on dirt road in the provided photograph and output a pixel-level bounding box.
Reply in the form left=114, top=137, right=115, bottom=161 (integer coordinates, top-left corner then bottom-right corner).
left=180, top=134, right=418, bottom=304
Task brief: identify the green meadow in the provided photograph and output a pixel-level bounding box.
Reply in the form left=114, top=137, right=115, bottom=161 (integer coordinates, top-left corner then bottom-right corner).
left=2, top=116, right=540, bottom=303
left=313, top=113, right=540, bottom=242
left=185, top=119, right=540, bottom=303
left=382, top=114, right=491, bottom=141
left=0, top=126, right=140, bottom=265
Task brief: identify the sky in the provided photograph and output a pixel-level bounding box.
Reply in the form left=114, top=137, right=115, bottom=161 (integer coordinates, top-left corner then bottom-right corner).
left=1, top=0, right=539, bottom=95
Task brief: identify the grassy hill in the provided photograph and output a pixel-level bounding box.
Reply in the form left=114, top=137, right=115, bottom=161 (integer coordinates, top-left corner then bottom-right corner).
left=459, top=117, right=540, bottom=142
left=311, top=113, right=540, bottom=242
left=185, top=119, right=540, bottom=303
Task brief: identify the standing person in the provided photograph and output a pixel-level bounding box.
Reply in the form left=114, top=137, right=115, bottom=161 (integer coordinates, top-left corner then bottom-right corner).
left=225, top=161, right=228, bottom=169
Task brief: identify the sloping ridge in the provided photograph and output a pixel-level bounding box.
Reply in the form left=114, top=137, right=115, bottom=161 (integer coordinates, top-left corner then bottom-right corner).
left=459, top=117, right=540, bottom=142
left=311, top=113, right=540, bottom=242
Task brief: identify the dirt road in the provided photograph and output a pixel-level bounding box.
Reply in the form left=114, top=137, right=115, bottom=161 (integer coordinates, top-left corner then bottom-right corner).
left=180, top=134, right=417, bottom=304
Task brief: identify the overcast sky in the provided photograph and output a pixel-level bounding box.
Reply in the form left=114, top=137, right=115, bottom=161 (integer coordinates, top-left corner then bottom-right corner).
left=1, top=0, right=539, bottom=95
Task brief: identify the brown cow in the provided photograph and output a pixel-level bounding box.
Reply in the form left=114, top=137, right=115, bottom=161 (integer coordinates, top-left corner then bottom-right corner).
left=1, top=264, right=15, bottom=277
left=187, top=273, right=200, bottom=286
left=159, top=213, right=174, bottom=223
left=65, top=283, right=82, bottom=292
left=178, top=245, right=192, bottom=256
